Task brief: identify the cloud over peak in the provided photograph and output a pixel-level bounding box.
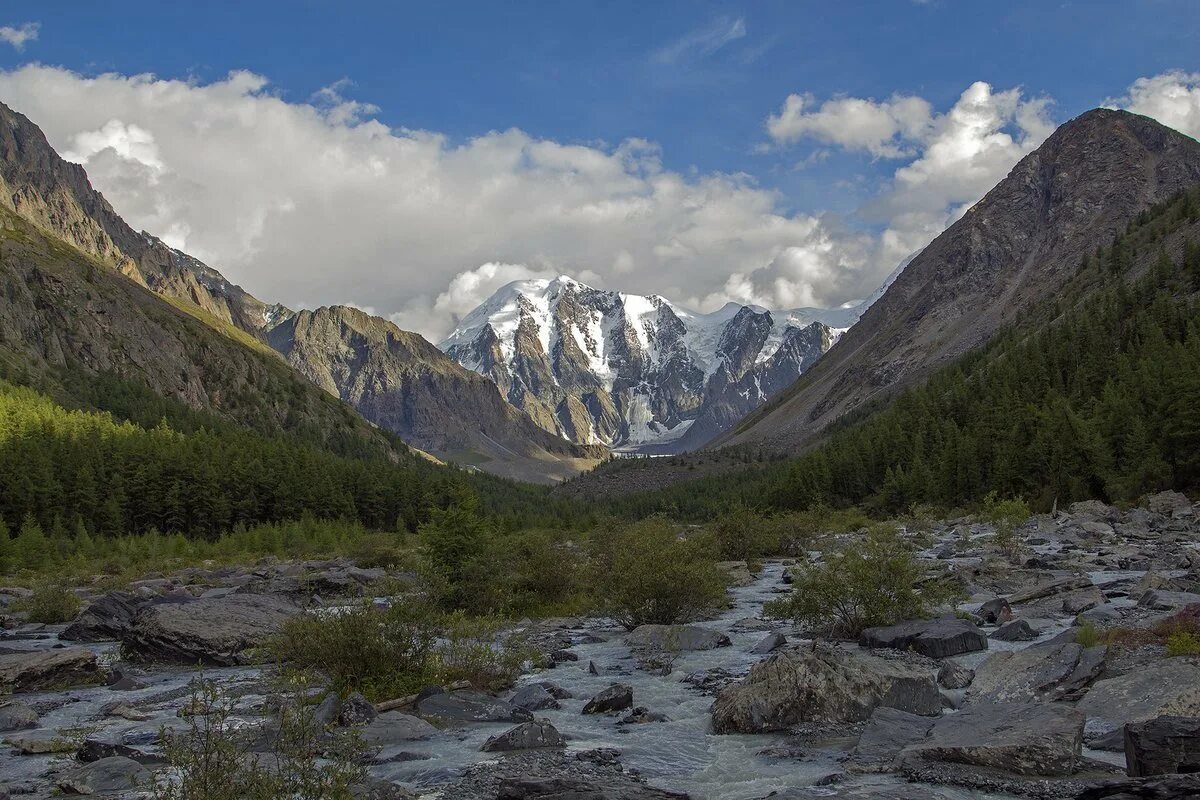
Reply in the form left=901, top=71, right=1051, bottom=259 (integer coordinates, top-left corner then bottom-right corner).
left=0, top=22, right=39, bottom=50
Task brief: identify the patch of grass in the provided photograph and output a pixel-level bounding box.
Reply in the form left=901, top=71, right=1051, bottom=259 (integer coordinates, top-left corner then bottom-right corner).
left=1166, top=631, right=1200, bottom=657
left=1075, top=621, right=1100, bottom=648
left=1095, top=605, right=1200, bottom=654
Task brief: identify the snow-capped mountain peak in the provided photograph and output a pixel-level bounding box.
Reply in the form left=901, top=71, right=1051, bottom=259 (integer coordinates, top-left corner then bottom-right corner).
left=438, top=274, right=877, bottom=452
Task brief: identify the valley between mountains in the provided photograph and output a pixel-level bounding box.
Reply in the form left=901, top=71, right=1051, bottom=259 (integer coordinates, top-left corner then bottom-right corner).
left=2, top=87, right=1200, bottom=800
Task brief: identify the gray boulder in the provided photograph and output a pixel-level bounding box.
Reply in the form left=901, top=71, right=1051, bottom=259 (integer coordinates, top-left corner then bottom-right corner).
left=978, top=598, right=1012, bottom=624
left=415, top=690, right=532, bottom=725
left=1138, top=590, right=1200, bottom=611
left=751, top=632, right=787, bottom=655
left=0, top=700, right=37, bottom=731
left=61, top=592, right=141, bottom=642
left=57, top=755, right=149, bottom=795
left=901, top=701, right=1084, bottom=776
left=481, top=720, right=565, bottom=752
left=936, top=661, right=974, bottom=690
left=122, top=594, right=301, bottom=665
left=711, top=645, right=941, bottom=733
left=1077, top=774, right=1200, bottom=799
left=358, top=712, right=438, bottom=745
left=990, top=619, right=1038, bottom=642
left=511, top=683, right=561, bottom=712
left=1124, top=716, right=1200, bottom=777
left=0, top=648, right=105, bottom=693
left=859, top=618, right=988, bottom=658
left=582, top=684, right=634, bottom=714
left=1078, top=660, right=1200, bottom=732
left=970, top=640, right=1105, bottom=702
left=625, top=624, right=730, bottom=652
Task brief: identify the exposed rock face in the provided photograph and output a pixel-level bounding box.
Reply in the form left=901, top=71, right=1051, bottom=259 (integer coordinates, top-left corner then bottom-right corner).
left=441, top=277, right=852, bottom=452
left=900, top=701, right=1085, bottom=777
left=849, top=706, right=936, bottom=773
left=710, top=646, right=941, bottom=733
left=721, top=109, right=1200, bottom=453
left=1124, top=716, right=1200, bottom=777
left=268, top=305, right=600, bottom=483
left=414, top=690, right=533, bottom=725
left=859, top=618, right=988, bottom=658
left=0, top=648, right=106, bottom=693
left=121, top=594, right=301, bottom=666
left=56, top=755, right=149, bottom=795
left=358, top=712, right=438, bottom=745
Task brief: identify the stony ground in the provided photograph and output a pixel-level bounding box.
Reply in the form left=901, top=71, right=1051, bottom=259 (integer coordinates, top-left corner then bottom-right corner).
left=2, top=492, right=1200, bottom=799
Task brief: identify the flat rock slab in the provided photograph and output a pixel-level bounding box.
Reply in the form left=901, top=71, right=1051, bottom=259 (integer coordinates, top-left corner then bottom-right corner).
left=848, top=706, right=935, bottom=773
left=511, top=684, right=561, bottom=711
left=711, top=645, right=941, bottom=733
left=122, top=593, right=301, bottom=665
left=860, top=618, right=988, bottom=658
left=415, top=690, right=533, bottom=725
left=1138, top=590, right=1200, bottom=611
left=61, top=591, right=141, bottom=642
left=57, top=755, right=149, bottom=795
left=359, top=712, right=439, bottom=745
left=1077, top=773, right=1200, bottom=799
left=497, top=776, right=688, bottom=799
left=901, top=701, right=1085, bottom=776
left=5, top=728, right=78, bottom=754
left=0, top=647, right=105, bottom=693
left=1077, top=659, right=1200, bottom=731
left=482, top=720, right=565, bottom=752
left=625, top=624, right=731, bottom=652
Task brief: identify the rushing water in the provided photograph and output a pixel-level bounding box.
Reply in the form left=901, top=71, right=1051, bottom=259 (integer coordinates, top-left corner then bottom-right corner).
left=2, top=553, right=1110, bottom=800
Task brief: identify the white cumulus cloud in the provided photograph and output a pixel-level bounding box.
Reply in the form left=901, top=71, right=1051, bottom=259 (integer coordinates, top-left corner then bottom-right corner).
left=1108, top=70, right=1200, bottom=140
left=0, top=23, right=38, bottom=50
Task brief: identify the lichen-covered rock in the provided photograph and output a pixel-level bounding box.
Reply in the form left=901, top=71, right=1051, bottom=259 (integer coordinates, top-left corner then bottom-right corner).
left=0, top=648, right=105, bottom=693
left=122, top=593, right=301, bottom=665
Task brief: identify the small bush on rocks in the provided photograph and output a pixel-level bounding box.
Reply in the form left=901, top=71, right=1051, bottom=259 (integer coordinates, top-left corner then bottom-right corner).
left=1166, top=631, right=1200, bottom=657
left=764, top=525, right=957, bottom=638
left=15, top=582, right=81, bottom=623
left=589, top=517, right=728, bottom=630
left=269, top=601, right=528, bottom=702
left=153, top=677, right=365, bottom=800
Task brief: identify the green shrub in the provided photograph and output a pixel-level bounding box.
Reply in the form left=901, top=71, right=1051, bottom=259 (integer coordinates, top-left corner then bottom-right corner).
left=1075, top=621, right=1100, bottom=648
left=269, top=600, right=527, bottom=702
left=1166, top=631, right=1200, bottom=657
left=588, top=517, right=728, bottom=630
left=980, top=493, right=1032, bottom=553
left=16, top=583, right=81, bottom=623
left=764, top=525, right=955, bottom=638
left=712, top=507, right=785, bottom=560
left=153, top=677, right=365, bottom=800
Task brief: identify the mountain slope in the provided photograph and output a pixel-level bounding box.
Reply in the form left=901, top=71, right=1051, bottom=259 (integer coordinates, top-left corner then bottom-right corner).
left=441, top=276, right=861, bottom=452
left=0, top=203, right=407, bottom=460
left=721, top=108, right=1200, bottom=452
left=0, top=101, right=595, bottom=482
left=269, top=306, right=602, bottom=483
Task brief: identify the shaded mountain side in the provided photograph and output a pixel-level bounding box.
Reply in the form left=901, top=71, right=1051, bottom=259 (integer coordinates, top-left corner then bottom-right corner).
left=0, top=204, right=410, bottom=460
left=269, top=306, right=603, bottom=484
left=720, top=109, right=1200, bottom=453
left=558, top=186, right=1200, bottom=508
left=0, top=100, right=595, bottom=482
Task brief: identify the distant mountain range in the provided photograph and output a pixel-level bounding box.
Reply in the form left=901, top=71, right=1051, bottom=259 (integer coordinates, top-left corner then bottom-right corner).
left=439, top=274, right=894, bottom=453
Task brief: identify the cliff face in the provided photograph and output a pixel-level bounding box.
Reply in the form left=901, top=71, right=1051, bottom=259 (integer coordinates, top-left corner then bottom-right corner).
left=722, top=108, right=1200, bottom=452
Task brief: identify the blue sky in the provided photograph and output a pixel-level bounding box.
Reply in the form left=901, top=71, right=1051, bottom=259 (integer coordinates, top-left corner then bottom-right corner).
left=1, top=2, right=1198, bottom=336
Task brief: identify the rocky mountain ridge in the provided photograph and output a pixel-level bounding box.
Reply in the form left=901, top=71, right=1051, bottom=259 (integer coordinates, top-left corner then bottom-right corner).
left=0, top=101, right=597, bottom=482
left=440, top=276, right=873, bottom=453
left=720, top=108, right=1200, bottom=453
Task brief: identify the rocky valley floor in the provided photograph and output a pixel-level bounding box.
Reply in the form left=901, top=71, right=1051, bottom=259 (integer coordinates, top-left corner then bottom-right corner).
left=3, top=494, right=1200, bottom=799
